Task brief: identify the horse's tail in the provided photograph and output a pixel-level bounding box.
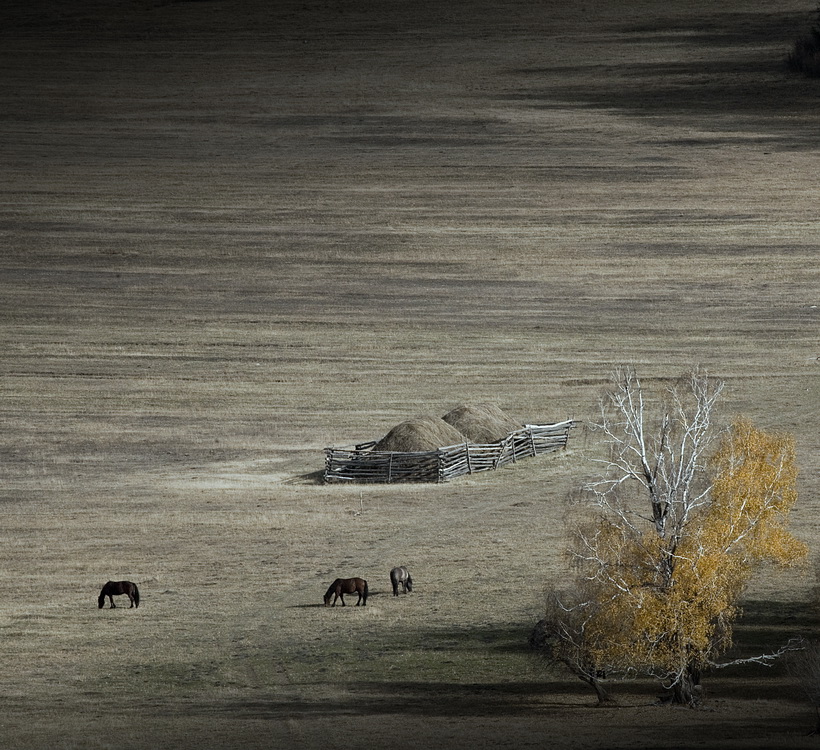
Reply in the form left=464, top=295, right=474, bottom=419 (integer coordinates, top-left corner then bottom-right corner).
left=133, top=583, right=140, bottom=608
left=363, top=580, right=369, bottom=604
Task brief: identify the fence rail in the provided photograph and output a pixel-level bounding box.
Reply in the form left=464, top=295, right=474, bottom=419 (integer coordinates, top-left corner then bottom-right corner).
left=324, top=420, right=576, bottom=484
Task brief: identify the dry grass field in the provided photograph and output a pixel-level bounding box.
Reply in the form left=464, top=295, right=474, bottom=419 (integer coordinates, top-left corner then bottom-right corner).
left=1, top=0, right=819, bottom=747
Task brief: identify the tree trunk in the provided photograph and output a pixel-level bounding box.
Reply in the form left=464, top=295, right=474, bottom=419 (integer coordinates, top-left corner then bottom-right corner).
left=668, top=666, right=702, bottom=706
left=579, top=674, right=616, bottom=705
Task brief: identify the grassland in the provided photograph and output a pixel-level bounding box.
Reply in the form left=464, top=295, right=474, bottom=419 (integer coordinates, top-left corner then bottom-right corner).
left=1, top=0, right=819, bottom=747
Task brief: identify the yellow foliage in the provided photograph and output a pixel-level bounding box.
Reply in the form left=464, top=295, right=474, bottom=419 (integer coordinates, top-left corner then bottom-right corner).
left=572, top=418, right=806, bottom=678
left=707, top=418, right=807, bottom=566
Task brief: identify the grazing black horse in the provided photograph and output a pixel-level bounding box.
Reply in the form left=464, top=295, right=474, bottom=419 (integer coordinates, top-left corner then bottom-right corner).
left=323, top=577, right=368, bottom=607
left=390, top=566, right=413, bottom=596
left=98, top=580, right=140, bottom=609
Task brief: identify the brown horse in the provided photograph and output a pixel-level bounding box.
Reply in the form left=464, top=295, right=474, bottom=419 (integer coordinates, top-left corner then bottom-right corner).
left=98, top=580, right=140, bottom=609
left=323, top=577, right=368, bottom=607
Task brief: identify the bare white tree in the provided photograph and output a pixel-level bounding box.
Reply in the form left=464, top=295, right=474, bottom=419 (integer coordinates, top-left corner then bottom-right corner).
left=539, top=368, right=725, bottom=704
left=538, top=367, right=806, bottom=706
left=585, top=366, right=724, bottom=586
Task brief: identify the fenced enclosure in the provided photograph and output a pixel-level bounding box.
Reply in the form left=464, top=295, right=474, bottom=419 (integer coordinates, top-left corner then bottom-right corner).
left=324, top=420, right=576, bottom=483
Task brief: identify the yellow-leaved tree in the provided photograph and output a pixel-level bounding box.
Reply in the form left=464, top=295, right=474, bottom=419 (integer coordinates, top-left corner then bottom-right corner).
left=539, top=369, right=807, bottom=706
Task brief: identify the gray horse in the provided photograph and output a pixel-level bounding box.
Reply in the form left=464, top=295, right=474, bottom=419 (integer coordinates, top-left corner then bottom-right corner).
left=390, top=566, right=413, bottom=596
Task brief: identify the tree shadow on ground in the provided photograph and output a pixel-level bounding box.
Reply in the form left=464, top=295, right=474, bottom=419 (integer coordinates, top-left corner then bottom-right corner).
left=153, top=604, right=816, bottom=746
left=205, top=680, right=603, bottom=719
left=195, top=681, right=808, bottom=750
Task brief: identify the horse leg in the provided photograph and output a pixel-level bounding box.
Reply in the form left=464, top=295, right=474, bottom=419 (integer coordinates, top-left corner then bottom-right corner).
left=339, top=593, right=346, bottom=606
left=128, top=594, right=135, bottom=608
left=108, top=596, right=116, bottom=608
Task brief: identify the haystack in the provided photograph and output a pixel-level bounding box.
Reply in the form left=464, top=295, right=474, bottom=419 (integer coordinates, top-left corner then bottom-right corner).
left=372, top=416, right=467, bottom=452
left=441, top=402, right=522, bottom=444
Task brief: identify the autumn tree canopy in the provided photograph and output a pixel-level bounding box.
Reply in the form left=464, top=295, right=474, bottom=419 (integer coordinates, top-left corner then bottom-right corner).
left=541, top=368, right=807, bottom=706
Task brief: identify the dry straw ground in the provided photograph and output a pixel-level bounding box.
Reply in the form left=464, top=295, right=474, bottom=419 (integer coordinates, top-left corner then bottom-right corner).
left=1, top=0, right=819, bottom=748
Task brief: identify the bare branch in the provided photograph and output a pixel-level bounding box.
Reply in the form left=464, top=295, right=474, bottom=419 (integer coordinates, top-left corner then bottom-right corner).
left=710, top=638, right=805, bottom=669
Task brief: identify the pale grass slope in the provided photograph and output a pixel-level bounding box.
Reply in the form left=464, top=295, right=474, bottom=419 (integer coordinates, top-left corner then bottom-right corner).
left=0, top=0, right=818, bottom=748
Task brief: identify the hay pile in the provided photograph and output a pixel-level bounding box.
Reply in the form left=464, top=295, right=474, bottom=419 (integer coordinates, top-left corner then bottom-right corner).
left=372, top=403, right=523, bottom=452
left=441, top=402, right=522, bottom=444
left=372, top=416, right=467, bottom=452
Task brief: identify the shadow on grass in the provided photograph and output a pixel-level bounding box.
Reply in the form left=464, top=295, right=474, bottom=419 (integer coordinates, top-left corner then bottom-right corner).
left=500, top=9, right=819, bottom=146
left=200, top=682, right=808, bottom=749
left=208, top=679, right=600, bottom=719
left=290, top=591, right=386, bottom=608
left=263, top=601, right=814, bottom=713
left=282, top=470, right=325, bottom=485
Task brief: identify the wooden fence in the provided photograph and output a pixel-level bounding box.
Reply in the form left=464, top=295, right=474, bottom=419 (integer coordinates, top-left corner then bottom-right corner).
left=324, top=420, right=576, bottom=484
